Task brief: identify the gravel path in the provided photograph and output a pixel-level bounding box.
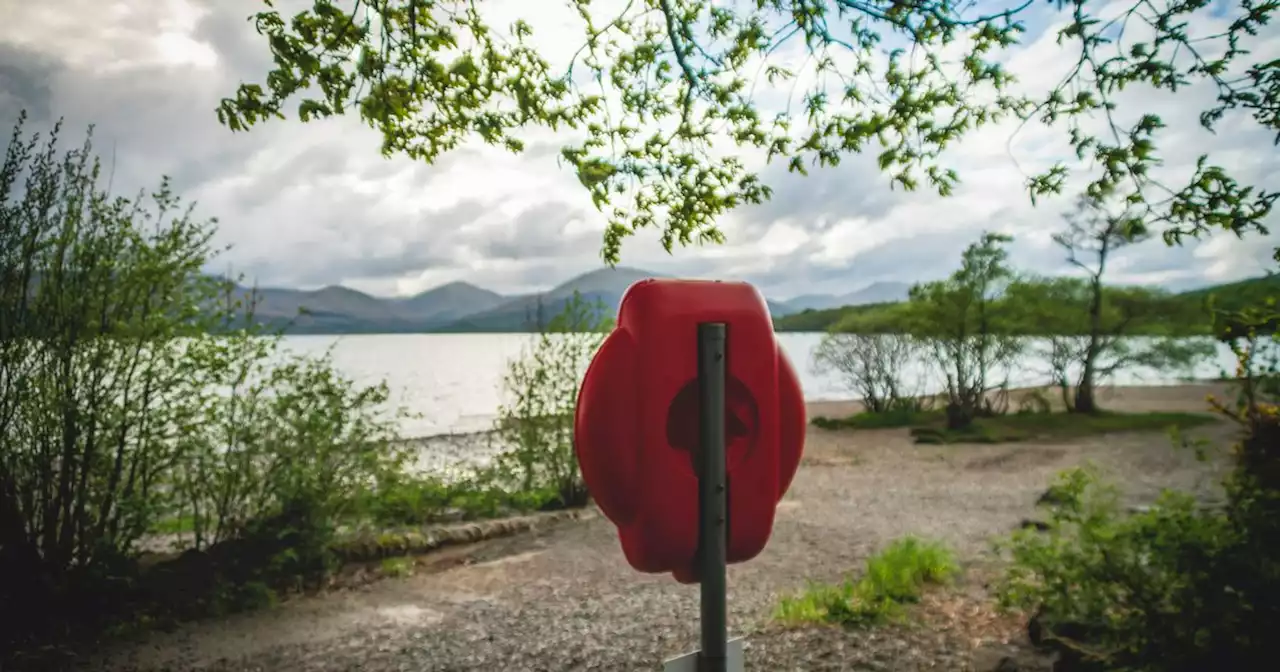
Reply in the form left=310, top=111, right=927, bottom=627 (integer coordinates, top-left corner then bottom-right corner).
left=91, top=385, right=1235, bottom=672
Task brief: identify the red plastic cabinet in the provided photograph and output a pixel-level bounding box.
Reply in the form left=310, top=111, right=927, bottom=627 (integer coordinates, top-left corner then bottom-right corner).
left=573, top=278, right=806, bottom=582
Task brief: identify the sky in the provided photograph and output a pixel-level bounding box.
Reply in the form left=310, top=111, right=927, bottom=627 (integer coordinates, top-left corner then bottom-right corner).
left=0, top=0, right=1275, bottom=301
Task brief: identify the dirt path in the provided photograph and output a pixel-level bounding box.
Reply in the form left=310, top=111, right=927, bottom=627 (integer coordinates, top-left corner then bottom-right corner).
left=91, top=384, right=1237, bottom=672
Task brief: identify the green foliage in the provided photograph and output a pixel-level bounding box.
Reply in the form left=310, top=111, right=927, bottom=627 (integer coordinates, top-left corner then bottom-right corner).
left=775, top=537, right=956, bottom=627
left=1186, top=275, right=1280, bottom=336
left=811, top=407, right=941, bottom=431
left=1004, top=278, right=1192, bottom=338
left=810, top=332, right=929, bottom=413
left=773, top=302, right=900, bottom=332
left=360, top=470, right=557, bottom=525
left=996, top=307, right=1280, bottom=672
left=218, top=1, right=1277, bottom=270
left=1006, top=274, right=1216, bottom=413
left=0, top=115, right=409, bottom=655
left=492, top=291, right=611, bottom=508
left=1023, top=0, right=1279, bottom=259
left=905, top=233, right=1024, bottom=428
left=910, top=410, right=1215, bottom=445
left=169, top=341, right=409, bottom=551
left=773, top=276, right=1278, bottom=335
left=217, top=1, right=1035, bottom=262
left=996, top=465, right=1280, bottom=671
left=380, top=557, right=414, bottom=578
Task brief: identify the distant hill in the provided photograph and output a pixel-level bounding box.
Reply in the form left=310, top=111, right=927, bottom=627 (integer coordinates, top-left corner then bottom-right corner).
left=773, top=302, right=901, bottom=332
left=394, top=281, right=506, bottom=324
left=439, top=267, right=657, bottom=332
left=784, top=281, right=911, bottom=312
left=1176, top=273, right=1278, bottom=311
left=236, top=281, right=506, bottom=333
left=234, top=267, right=801, bottom=334
left=246, top=285, right=421, bottom=333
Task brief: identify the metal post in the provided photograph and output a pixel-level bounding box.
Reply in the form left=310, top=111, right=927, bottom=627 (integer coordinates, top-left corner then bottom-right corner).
left=696, top=322, right=728, bottom=672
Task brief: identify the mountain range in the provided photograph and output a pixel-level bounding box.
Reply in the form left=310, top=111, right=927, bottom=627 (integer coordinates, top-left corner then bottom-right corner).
left=234, top=267, right=909, bottom=334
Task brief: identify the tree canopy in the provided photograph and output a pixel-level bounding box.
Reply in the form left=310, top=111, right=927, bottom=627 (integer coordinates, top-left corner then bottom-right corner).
left=217, top=0, right=1278, bottom=264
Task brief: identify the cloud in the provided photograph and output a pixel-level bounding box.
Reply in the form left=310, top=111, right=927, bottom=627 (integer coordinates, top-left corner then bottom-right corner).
left=0, top=0, right=1275, bottom=301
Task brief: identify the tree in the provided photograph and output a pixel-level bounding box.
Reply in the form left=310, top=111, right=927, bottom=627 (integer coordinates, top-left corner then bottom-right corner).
left=215, top=1, right=1031, bottom=262
left=494, top=291, right=613, bottom=507
left=811, top=332, right=925, bottom=413
left=1054, top=195, right=1146, bottom=412
left=216, top=2, right=1276, bottom=266
left=1007, top=196, right=1209, bottom=413
left=1005, top=276, right=1213, bottom=411
left=905, top=232, right=1022, bottom=429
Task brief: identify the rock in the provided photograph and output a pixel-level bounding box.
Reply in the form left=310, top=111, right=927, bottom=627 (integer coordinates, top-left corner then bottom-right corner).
left=1027, top=608, right=1047, bottom=647
left=994, top=656, right=1021, bottom=672
left=1036, top=487, right=1069, bottom=507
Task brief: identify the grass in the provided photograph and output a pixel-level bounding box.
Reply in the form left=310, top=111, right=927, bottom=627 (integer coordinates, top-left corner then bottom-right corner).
left=148, top=514, right=195, bottom=535
left=379, top=557, right=414, bottom=578
left=811, top=408, right=1218, bottom=445
left=810, top=407, right=942, bottom=430
left=910, top=411, right=1218, bottom=445
left=775, top=537, right=957, bottom=627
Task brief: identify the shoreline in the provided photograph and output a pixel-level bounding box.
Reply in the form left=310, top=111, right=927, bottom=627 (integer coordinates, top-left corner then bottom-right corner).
left=93, top=381, right=1237, bottom=672
left=401, top=380, right=1235, bottom=442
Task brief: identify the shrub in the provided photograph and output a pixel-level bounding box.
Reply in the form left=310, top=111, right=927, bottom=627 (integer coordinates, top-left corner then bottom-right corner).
left=493, top=291, right=611, bottom=508
left=811, top=333, right=929, bottom=414
left=168, top=343, right=408, bottom=551
left=996, top=320, right=1280, bottom=671
left=995, top=467, right=1271, bottom=671
left=0, top=114, right=409, bottom=654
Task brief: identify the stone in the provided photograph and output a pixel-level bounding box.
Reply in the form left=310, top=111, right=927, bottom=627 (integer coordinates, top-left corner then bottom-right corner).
left=994, top=656, right=1021, bottom=672
left=1019, top=518, right=1050, bottom=532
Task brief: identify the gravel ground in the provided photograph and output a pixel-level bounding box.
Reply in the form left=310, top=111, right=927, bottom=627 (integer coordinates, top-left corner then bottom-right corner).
left=89, top=384, right=1235, bottom=672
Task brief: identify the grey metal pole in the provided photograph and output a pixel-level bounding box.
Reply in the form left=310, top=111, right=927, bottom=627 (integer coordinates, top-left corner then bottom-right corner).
left=696, top=322, right=728, bottom=672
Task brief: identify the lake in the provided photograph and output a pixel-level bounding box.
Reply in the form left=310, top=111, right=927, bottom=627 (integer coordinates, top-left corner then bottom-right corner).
left=276, top=333, right=1240, bottom=438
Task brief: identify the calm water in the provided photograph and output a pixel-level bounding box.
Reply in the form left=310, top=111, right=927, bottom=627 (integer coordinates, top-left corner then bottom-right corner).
left=278, top=333, right=1239, bottom=438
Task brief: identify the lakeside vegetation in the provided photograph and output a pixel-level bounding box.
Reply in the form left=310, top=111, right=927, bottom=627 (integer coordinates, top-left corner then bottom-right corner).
left=4, top=0, right=1278, bottom=668
left=0, top=116, right=601, bottom=665
left=813, top=407, right=1217, bottom=444
left=775, top=537, right=957, bottom=627
left=775, top=274, right=1277, bottom=335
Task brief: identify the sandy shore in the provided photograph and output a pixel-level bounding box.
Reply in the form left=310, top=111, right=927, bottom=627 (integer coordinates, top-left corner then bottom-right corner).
left=92, top=382, right=1238, bottom=672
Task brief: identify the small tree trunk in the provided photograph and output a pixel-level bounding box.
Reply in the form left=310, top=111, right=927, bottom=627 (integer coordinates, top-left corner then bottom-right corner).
left=1075, top=273, right=1105, bottom=414
left=1073, top=371, right=1097, bottom=414
left=945, top=402, right=973, bottom=430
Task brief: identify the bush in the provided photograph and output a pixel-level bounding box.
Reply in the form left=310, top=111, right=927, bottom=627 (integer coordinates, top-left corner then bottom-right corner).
left=996, top=467, right=1277, bottom=671
left=811, top=333, right=929, bottom=414
left=996, top=321, right=1280, bottom=671
left=168, top=342, right=408, bottom=551
left=492, top=292, right=611, bottom=508
left=776, top=537, right=956, bottom=627
left=0, top=114, right=408, bottom=654
left=361, top=471, right=558, bottom=526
